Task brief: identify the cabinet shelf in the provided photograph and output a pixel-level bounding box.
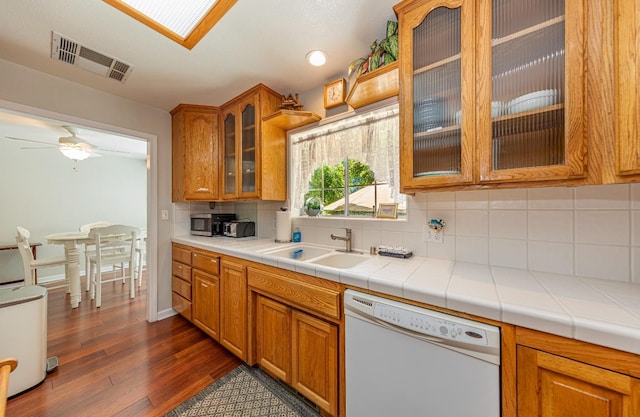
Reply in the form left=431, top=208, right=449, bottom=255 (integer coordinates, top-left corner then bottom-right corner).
left=263, top=110, right=321, bottom=130
left=346, top=61, right=399, bottom=109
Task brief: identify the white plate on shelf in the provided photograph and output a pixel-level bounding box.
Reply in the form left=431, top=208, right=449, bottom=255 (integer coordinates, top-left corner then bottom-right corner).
left=454, top=101, right=504, bottom=125
left=508, top=89, right=557, bottom=114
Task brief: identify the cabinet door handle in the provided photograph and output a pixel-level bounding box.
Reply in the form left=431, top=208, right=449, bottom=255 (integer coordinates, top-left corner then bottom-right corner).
left=197, top=187, right=210, bottom=192
left=201, top=283, right=208, bottom=288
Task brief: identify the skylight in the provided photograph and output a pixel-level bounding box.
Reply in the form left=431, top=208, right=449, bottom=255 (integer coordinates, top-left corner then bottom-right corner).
left=104, top=0, right=236, bottom=49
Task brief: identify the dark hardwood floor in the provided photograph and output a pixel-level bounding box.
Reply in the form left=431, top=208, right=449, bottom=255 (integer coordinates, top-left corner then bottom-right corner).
left=6, top=276, right=241, bottom=417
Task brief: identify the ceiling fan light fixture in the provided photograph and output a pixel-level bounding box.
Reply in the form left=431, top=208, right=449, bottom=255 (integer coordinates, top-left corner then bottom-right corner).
left=306, top=50, right=327, bottom=67
left=60, top=147, right=91, bottom=161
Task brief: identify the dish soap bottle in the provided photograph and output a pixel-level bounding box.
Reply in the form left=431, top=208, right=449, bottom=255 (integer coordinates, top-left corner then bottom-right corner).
left=292, top=227, right=301, bottom=243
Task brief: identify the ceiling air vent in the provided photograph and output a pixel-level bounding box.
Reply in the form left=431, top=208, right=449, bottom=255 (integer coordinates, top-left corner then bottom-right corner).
left=51, top=31, right=134, bottom=83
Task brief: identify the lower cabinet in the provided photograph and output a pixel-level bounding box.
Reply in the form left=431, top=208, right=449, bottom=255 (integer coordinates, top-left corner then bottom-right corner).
left=291, top=310, right=338, bottom=416
left=220, top=259, right=248, bottom=361
left=516, top=329, right=640, bottom=417
left=250, top=267, right=341, bottom=417
left=171, top=244, right=192, bottom=320
left=192, top=269, right=220, bottom=340
left=518, top=346, right=640, bottom=416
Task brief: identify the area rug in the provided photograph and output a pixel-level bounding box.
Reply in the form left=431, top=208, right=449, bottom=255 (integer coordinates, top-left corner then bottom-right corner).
left=165, top=364, right=322, bottom=417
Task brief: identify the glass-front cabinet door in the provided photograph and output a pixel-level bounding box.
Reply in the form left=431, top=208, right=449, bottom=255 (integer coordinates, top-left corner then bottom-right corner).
left=222, top=111, right=236, bottom=197
left=477, top=0, right=585, bottom=183
left=395, top=0, right=587, bottom=191
left=240, top=101, right=257, bottom=195
left=397, top=0, right=476, bottom=190
left=221, top=94, right=260, bottom=200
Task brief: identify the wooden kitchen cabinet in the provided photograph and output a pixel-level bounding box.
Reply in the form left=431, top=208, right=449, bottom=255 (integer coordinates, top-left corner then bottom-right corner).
left=614, top=0, right=640, bottom=177
left=171, top=244, right=192, bottom=320
left=220, top=259, right=248, bottom=360
left=249, top=266, right=341, bottom=416
left=192, top=271, right=220, bottom=339
left=394, top=0, right=587, bottom=192
left=220, top=84, right=287, bottom=201
left=171, top=104, right=220, bottom=201
left=255, top=294, right=291, bottom=381
left=516, top=327, right=640, bottom=417
left=292, top=310, right=338, bottom=416
left=517, top=346, right=640, bottom=417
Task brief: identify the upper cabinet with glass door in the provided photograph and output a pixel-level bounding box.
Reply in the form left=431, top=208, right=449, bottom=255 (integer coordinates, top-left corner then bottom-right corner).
left=394, top=0, right=587, bottom=192
left=220, top=84, right=287, bottom=201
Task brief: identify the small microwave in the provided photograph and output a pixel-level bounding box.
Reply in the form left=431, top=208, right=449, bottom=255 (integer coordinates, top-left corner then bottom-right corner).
left=223, top=221, right=255, bottom=238
left=190, top=213, right=236, bottom=236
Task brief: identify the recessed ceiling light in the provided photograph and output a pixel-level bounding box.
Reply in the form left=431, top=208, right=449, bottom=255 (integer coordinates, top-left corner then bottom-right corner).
left=306, top=50, right=327, bottom=67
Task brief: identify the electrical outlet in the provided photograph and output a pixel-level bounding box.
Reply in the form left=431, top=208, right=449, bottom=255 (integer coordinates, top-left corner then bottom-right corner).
left=161, top=209, right=169, bottom=220
left=423, top=224, right=444, bottom=243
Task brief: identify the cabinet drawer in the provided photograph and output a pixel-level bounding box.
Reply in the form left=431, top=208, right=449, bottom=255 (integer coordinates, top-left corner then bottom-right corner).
left=172, top=245, right=191, bottom=264
left=248, top=268, right=341, bottom=320
left=172, top=260, right=191, bottom=281
left=172, top=291, right=192, bottom=321
left=172, top=276, right=192, bottom=300
left=192, top=251, right=220, bottom=275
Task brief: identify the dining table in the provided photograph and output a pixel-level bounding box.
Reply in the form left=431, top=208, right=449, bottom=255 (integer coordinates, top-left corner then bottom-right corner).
left=44, top=232, right=93, bottom=308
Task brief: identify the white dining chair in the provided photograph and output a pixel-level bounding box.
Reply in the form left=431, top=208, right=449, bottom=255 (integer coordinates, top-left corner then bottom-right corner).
left=133, top=230, right=147, bottom=288
left=79, top=221, right=113, bottom=291
left=15, top=226, right=69, bottom=288
left=87, top=225, right=139, bottom=308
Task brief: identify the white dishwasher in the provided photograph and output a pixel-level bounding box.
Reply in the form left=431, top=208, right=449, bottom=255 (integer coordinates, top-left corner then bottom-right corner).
left=344, top=289, right=501, bottom=417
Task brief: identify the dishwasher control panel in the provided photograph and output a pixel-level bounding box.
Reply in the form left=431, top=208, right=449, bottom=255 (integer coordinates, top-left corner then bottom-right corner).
left=372, top=301, right=489, bottom=345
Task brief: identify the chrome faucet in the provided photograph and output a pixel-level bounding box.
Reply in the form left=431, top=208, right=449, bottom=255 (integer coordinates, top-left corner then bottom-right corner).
left=331, top=228, right=352, bottom=253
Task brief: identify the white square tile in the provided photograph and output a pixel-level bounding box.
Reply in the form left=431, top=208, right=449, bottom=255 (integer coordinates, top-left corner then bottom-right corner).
left=489, top=210, right=527, bottom=239
left=575, top=184, right=630, bottom=209
left=403, top=208, right=427, bottom=233
left=528, top=211, right=574, bottom=243
left=633, top=247, right=640, bottom=284
left=575, top=244, right=630, bottom=281
left=491, top=267, right=573, bottom=337
left=427, top=191, right=455, bottom=210
left=427, top=235, right=456, bottom=260
left=632, top=183, right=640, bottom=209
left=456, top=236, right=489, bottom=264
left=529, top=241, right=574, bottom=275
left=455, top=190, right=489, bottom=209
left=632, top=210, right=640, bottom=247
left=575, top=211, right=629, bottom=245
left=403, top=258, right=455, bottom=308
left=446, top=262, right=500, bottom=320
left=402, top=232, right=427, bottom=257
left=528, top=187, right=574, bottom=210
left=456, top=210, right=488, bottom=237
left=489, top=238, right=527, bottom=269
left=489, top=188, right=528, bottom=209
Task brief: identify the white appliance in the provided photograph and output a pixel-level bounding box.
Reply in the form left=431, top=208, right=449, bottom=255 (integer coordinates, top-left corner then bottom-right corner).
left=344, top=289, right=501, bottom=417
left=0, top=285, right=49, bottom=397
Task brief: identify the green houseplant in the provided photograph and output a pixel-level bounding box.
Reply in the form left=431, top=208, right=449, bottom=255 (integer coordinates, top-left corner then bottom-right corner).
left=348, top=20, right=399, bottom=82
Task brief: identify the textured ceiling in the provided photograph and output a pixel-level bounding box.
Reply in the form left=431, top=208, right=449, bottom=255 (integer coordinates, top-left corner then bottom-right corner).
left=0, top=0, right=398, bottom=155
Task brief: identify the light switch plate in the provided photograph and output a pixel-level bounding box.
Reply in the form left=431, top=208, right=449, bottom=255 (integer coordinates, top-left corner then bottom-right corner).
left=423, top=224, right=444, bottom=243
left=161, top=209, right=169, bottom=220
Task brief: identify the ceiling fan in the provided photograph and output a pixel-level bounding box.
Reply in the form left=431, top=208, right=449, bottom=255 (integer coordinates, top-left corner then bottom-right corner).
left=5, top=125, right=123, bottom=161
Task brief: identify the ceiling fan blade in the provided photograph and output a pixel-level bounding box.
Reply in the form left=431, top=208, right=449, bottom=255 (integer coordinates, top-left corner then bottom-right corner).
left=5, top=136, right=58, bottom=147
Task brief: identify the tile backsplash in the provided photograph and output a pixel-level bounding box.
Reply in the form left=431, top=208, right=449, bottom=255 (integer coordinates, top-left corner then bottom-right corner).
left=174, top=183, right=640, bottom=283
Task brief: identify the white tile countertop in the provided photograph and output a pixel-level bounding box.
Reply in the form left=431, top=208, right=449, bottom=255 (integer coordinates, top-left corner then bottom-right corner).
left=172, top=235, right=640, bottom=355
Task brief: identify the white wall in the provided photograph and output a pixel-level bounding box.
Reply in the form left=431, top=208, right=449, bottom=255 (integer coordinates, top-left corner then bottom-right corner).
left=0, top=58, right=173, bottom=317
left=0, top=137, right=146, bottom=281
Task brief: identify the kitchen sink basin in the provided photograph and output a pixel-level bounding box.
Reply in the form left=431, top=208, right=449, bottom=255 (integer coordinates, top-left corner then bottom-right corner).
left=262, top=245, right=332, bottom=261
left=310, top=252, right=368, bottom=269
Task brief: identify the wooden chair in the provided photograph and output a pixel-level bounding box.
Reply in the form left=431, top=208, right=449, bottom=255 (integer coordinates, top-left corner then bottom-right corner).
left=88, top=225, right=139, bottom=308
left=0, top=358, right=17, bottom=417
left=16, top=226, right=69, bottom=288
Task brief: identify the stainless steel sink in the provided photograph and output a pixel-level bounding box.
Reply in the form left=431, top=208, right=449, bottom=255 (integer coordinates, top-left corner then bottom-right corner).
left=310, top=252, right=368, bottom=269
left=261, top=245, right=332, bottom=261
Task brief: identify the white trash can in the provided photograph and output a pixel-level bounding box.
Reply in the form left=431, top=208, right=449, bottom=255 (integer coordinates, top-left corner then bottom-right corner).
left=0, top=285, right=48, bottom=397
